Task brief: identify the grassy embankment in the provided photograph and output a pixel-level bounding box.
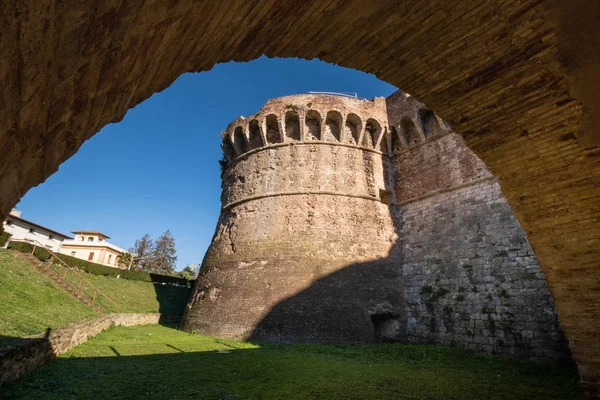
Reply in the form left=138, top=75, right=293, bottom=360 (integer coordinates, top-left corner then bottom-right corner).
left=0, top=250, right=97, bottom=349
left=1, top=324, right=584, bottom=400
left=0, top=249, right=191, bottom=349
left=52, top=262, right=191, bottom=314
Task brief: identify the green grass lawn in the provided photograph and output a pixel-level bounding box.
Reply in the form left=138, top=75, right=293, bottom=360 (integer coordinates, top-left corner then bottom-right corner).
left=51, top=262, right=191, bottom=314
left=1, top=324, right=583, bottom=400
left=0, top=250, right=97, bottom=349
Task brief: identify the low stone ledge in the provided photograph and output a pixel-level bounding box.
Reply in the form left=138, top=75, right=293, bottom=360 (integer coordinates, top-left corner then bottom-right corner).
left=0, top=313, right=181, bottom=387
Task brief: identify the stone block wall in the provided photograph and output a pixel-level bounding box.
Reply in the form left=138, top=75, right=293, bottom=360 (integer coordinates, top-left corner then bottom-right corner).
left=397, top=180, right=571, bottom=361
left=183, top=93, right=572, bottom=365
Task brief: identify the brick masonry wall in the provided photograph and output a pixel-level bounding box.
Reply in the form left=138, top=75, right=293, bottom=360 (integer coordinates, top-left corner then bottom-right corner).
left=0, top=313, right=178, bottom=387
left=397, top=180, right=571, bottom=361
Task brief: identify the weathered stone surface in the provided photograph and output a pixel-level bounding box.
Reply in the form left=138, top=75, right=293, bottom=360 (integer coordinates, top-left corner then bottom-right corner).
left=1, top=1, right=599, bottom=395
left=183, top=93, right=570, bottom=365
left=183, top=95, right=399, bottom=342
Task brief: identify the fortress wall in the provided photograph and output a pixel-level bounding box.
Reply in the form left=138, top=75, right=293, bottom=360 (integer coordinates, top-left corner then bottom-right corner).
left=386, top=123, right=570, bottom=360
left=183, top=93, right=570, bottom=362
left=398, top=180, right=570, bottom=361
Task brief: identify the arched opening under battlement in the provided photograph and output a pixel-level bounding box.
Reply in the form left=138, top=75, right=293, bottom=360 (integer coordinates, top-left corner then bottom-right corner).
left=233, top=126, right=248, bottom=154
left=284, top=111, right=301, bottom=142
left=304, top=110, right=321, bottom=141
left=390, top=126, right=406, bottom=154
left=265, top=114, right=282, bottom=145
left=365, top=118, right=383, bottom=151
left=248, top=119, right=263, bottom=150
left=324, top=110, right=342, bottom=142
left=222, top=137, right=236, bottom=161
left=400, top=117, right=424, bottom=147
left=345, top=113, right=362, bottom=145
left=418, top=109, right=444, bottom=139
left=362, top=118, right=380, bottom=148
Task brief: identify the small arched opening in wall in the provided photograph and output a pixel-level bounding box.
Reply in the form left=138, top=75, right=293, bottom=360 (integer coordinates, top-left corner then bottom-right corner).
left=366, top=118, right=384, bottom=152
left=304, top=110, right=321, bottom=141
left=344, top=113, right=362, bottom=145
left=390, top=126, right=406, bottom=154
left=248, top=119, right=263, bottom=150
left=233, top=126, right=248, bottom=154
left=418, top=109, right=444, bottom=139
left=285, top=111, right=301, bottom=142
left=400, top=117, right=423, bottom=147
left=265, top=114, right=282, bottom=144
left=222, top=136, right=236, bottom=161
left=363, top=118, right=381, bottom=148
left=324, top=110, right=342, bottom=142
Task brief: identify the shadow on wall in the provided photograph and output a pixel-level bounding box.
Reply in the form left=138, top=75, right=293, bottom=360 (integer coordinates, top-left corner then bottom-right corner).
left=244, top=203, right=406, bottom=344
left=149, top=275, right=194, bottom=316
left=247, top=257, right=407, bottom=344
left=247, top=192, right=573, bottom=364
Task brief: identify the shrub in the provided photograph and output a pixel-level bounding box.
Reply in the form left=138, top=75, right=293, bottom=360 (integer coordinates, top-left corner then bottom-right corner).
left=53, top=253, right=191, bottom=286
left=0, top=232, right=12, bottom=247
left=7, top=241, right=52, bottom=261
left=7, top=241, right=191, bottom=286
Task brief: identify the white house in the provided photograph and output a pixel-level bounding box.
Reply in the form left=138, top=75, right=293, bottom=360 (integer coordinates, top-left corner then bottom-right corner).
left=2, top=209, right=72, bottom=252
left=59, top=231, right=128, bottom=268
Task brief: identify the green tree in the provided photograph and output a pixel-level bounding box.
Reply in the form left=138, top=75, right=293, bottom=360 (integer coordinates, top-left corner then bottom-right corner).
left=117, top=250, right=134, bottom=269
left=147, top=230, right=177, bottom=274
left=134, top=234, right=153, bottom=270
left=178, top=264, right=198, bottom=280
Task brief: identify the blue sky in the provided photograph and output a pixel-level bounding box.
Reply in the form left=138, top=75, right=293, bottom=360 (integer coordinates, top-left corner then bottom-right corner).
left=15, top=57, right=396, bottom=270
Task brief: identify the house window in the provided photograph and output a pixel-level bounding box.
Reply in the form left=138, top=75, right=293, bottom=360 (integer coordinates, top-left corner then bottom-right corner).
left=78, top=236, right=84, bottom=241
left=29, top=228, right=35, bottom=234
left=48, top=235, right=53, bottom=240
left=71, top=251, right=76, bottom=256
left=87, top=237, right=94, bottom=242
left=108, top=254, right=112, bottom=263
left=88, top=252, right=95, bottom=261
left=5, top=220, right=12, bottom=226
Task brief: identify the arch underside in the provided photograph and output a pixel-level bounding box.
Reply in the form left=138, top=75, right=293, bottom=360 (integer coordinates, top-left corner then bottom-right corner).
left=0, top=0, right=598, bottom=393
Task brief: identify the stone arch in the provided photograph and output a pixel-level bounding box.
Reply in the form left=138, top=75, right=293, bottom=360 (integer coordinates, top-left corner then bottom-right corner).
left=222, top=136, right=236, bottom=161
left=265, top=114, right=282, bottom=145
left=248, top=119, right=263, bottom=150
left=324, top=110, right=342, bottom=142
left=0, top=3, right=599, bottom=390
left=304, top=110, right=321, bottom=141
left=232, top=126, right=248, bottom=154
left=418, top=109, right=445, bottom=139
left=284, top=111, right=301, bottom=142
left=400, top=117, right=424, bottom=147
left=344, top=113, right=362, bottom=145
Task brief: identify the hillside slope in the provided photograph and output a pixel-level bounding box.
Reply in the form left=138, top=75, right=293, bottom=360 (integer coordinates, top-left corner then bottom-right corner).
left=0, top=250, right=97, bottom=349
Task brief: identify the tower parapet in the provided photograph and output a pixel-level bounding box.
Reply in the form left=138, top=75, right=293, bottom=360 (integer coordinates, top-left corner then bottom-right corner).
left=221, top=94, right=390, bottom=163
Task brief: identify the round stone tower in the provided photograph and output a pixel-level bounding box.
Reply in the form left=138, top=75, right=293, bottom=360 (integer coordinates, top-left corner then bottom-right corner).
left=181, top=94, right=404, bottom=343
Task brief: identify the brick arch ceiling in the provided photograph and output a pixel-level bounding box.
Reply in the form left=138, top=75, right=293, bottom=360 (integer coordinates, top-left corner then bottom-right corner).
left=1, top=0, right=599, bottom=393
